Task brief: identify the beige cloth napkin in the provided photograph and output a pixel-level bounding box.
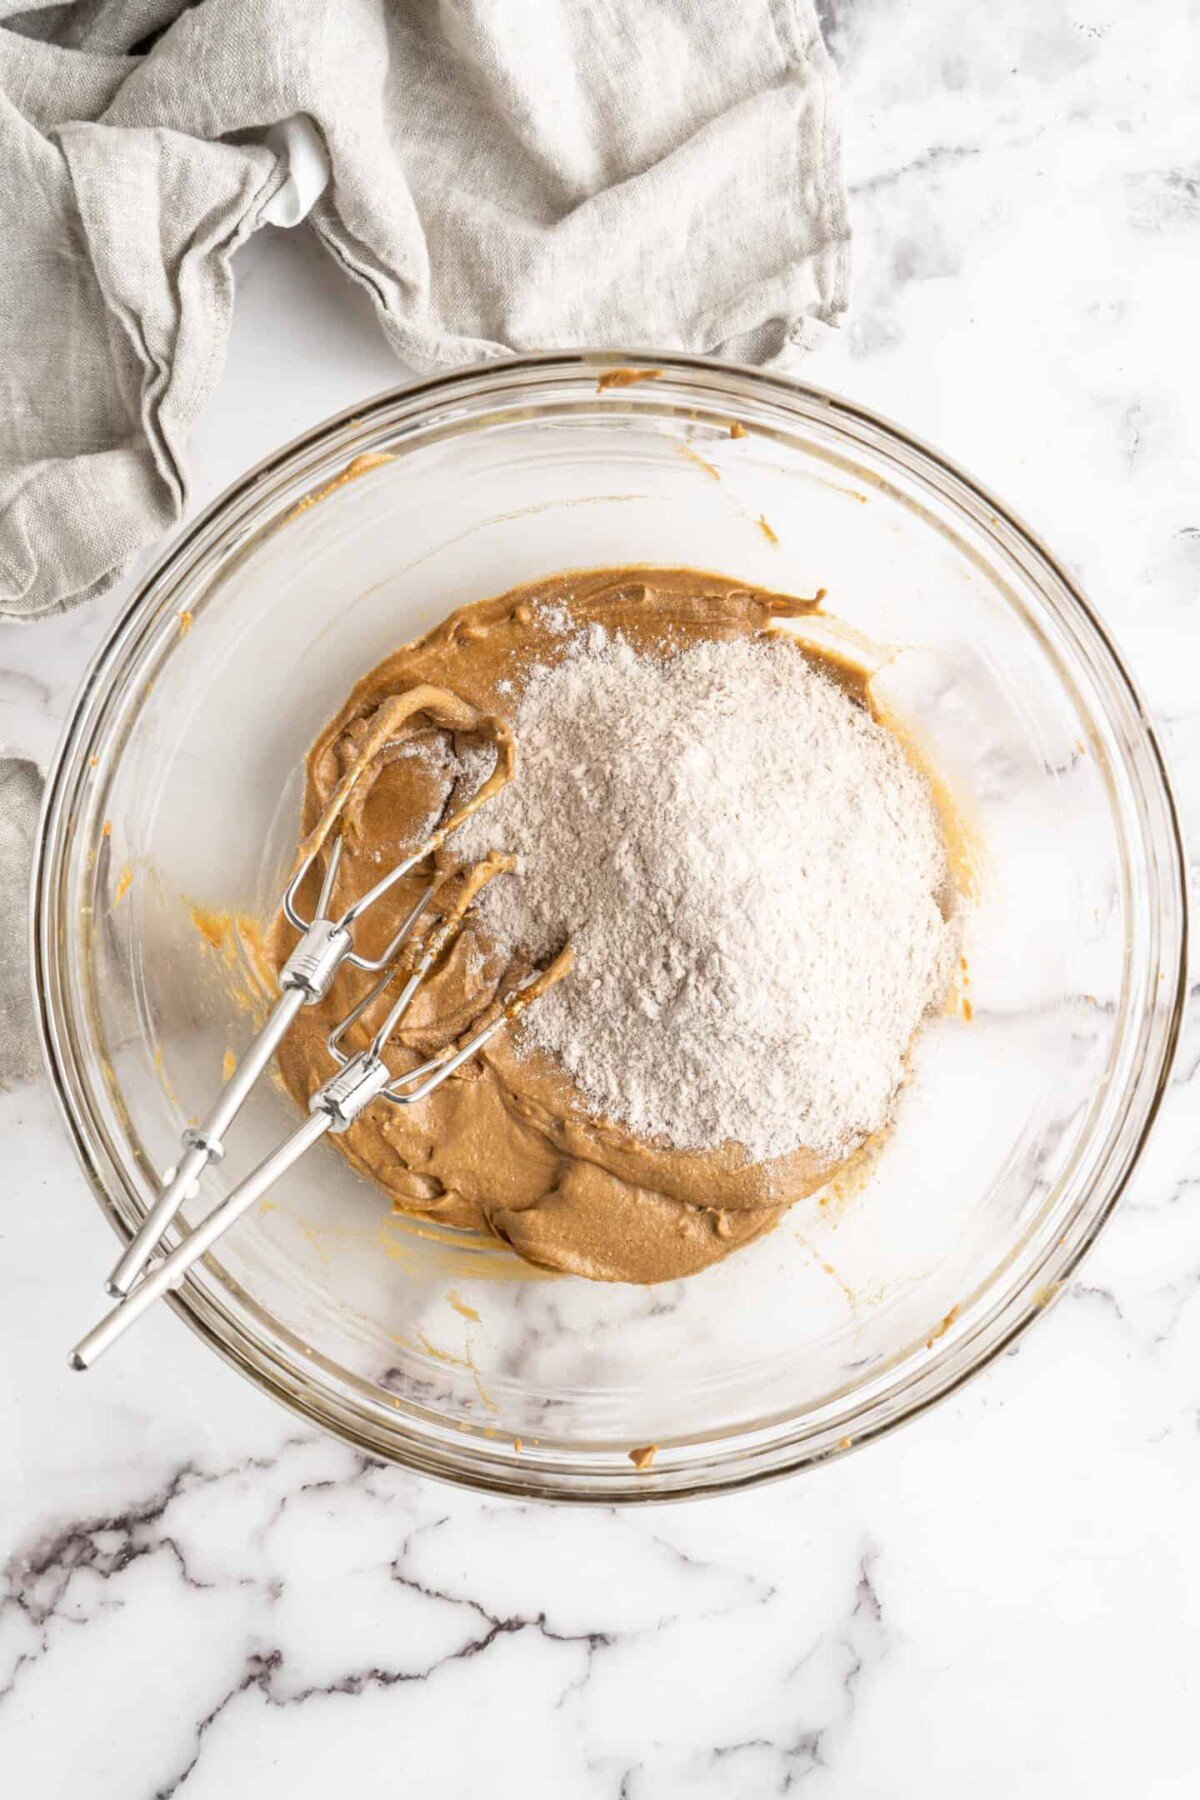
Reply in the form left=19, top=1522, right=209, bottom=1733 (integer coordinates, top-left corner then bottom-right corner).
left=0, top=758, right=41, bottom=1084
left=0, top=0, right=849, bottom=623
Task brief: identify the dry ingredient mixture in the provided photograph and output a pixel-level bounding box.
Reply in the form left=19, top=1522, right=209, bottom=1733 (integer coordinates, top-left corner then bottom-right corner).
left=271, top=568, right=959, bottom=1284
left=456, top=628, right=954, bottom=1165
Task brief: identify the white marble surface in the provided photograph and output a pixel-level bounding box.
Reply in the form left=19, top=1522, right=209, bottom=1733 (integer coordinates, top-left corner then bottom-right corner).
left=4, top=2, right=1200, bottom=1793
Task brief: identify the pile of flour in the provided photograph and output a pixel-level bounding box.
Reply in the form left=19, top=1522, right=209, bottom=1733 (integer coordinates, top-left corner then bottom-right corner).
left=455, top=627, right=956, bottom=1163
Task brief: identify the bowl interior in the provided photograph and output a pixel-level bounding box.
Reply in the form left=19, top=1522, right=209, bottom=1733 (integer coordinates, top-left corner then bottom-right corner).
left=42, top=360, right=1183, bottom=1496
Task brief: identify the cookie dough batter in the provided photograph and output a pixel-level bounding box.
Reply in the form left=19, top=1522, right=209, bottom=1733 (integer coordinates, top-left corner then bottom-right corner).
left=271, top=568, right=877, bottom=1284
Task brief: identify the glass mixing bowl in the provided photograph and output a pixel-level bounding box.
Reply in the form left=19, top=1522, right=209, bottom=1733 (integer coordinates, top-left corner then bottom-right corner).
left=34, top=353, right=1186, bottom=1500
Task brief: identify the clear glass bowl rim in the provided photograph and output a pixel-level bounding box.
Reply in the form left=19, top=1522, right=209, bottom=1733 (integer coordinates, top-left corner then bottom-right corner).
left=32, top=351, right=1189, bottom=1502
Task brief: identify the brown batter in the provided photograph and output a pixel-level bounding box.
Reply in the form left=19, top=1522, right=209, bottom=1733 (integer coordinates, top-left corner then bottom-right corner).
left=271, top=567, right=874, bottom=1285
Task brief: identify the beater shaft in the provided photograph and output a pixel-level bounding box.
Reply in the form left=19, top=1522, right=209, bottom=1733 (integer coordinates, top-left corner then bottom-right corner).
left=72, top=1037, right=436, bottom=1368
left=105, top=872, right=351, bottom=1297
left=106, top=986, right=305, bottom=1297
left=73, top=1110, right=332, bottom=1370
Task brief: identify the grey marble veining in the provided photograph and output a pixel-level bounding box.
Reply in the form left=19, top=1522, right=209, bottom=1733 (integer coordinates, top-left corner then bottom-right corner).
left=4, top=2, right=1200, bottom=1793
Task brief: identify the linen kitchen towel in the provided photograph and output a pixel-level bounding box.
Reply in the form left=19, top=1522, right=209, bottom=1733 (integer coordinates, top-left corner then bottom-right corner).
left=0, top=0, right=849, bottom=621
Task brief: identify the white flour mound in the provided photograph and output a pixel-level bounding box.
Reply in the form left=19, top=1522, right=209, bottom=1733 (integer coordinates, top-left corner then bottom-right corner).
left=455, top=628, right=956, bottom=1163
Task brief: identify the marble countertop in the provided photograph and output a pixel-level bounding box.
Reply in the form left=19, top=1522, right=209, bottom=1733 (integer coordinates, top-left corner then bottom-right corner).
left=4, top=4, right=1199, bottom=1794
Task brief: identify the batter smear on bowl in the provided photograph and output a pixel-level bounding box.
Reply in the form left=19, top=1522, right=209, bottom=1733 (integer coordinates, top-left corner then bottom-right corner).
left=272, top=568, right=959, bottom=1283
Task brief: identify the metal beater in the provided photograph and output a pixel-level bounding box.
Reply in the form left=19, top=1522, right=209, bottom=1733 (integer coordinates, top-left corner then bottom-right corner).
left=71, top=688, right=566, bottom=1368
